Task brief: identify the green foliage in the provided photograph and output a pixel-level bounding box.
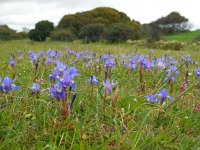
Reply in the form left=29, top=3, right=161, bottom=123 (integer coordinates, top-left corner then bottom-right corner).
left=79, top=23, right=105, bottom=42
left=146, top=23, right=162, bottom=42
left=193, top=34, right=200, bottom=42
left=50, top=29, right=76, bottom=41
left=29, top=20, right=54, bottom=41
left=0, top=25, right=17, bottom=40
left=149, top=40, right=185, bottom=50
left=58, top=15, right=82, bottom=34
left=104, top=23, right=137, bottom=42
left=153, top=11, right=190, bottom=34
left=17, top=32, right=28, bottom=39
left=29, top=29, right=43, bottom=41
left=57, top=7, right=141, bottom=42
left=91, top=17, right=110, bottom=25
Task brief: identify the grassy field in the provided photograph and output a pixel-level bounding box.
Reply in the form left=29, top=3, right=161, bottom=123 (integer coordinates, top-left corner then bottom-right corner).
left=163, top=30, right=200, bottom=43
left=0, top=40, right=200, bottom=149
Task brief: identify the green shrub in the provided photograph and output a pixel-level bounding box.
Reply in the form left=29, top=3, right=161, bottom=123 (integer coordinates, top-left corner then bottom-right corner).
left=0, top=25, right=17, bottom=40
left=50, top=29, right=76, bottom=41
left=149, top=40, right=185, bottom=50
left=17, top=32, right=29, bottom=39
left=79, top=23, right=105, bottom=43
left=193, top=34, right=200, bottom=42
left=104, top=23, right=137, bottom=42
left=29, top=29, right=43, bottom=41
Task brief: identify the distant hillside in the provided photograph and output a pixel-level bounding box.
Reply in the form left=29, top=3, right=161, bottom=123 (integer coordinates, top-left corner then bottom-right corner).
left=163, top=30, right=200, bottom=42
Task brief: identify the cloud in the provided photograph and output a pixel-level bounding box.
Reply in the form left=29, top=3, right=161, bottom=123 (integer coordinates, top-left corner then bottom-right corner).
left=0, top=0, right=200, bottom=31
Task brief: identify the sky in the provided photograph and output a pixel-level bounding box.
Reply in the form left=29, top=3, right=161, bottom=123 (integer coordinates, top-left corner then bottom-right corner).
left=0, top=0, right=199, bottom=31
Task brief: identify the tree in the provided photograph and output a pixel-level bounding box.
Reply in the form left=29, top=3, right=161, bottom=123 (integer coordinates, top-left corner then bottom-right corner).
left=141, top=23, right=161, bottom=42
left=57, top=7, right=141, bottom=41
left=29, top=29, right=42, bottom=41
left=29, top=20, right=54, bottom=41
left=148, top=23, right=161, bottom=42
left=153, top=12, right=191, bottom=34
left=50, top=29, right=76, bottom=41
left=58, top=15, right=82, bottom=34
left=104, top=23, right=137, bottom=42
left=0, top=25, right=17, bottom=40
left=79, top=23, right=105, bottom=42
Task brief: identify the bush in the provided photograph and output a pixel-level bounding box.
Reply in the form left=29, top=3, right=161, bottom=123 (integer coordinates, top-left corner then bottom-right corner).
left=149, top=40, right=185, bottom=50
left=29, top=29, right=43, bottom=41
left=17, top=32, right=28, bottom=39
left=104, top=23, right=136, bottom=42
left=79, top=23, right=105, bottom=43
left=50, top=29, right=76, bottom=41
left=144, top=23, right=161, bottom=42
left=193, top=34, right=200, bottom=42
left=0, top=25, right=17, bottom=40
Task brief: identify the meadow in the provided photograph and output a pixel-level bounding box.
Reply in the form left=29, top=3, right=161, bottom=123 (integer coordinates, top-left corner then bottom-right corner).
left=0, top=40, right=200, bottom=149
left=163, top=30, right=200, bottom=43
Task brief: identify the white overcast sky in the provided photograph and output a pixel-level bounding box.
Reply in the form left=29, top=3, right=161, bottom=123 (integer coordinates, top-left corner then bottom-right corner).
left=0, top=0, right=199, bottom=31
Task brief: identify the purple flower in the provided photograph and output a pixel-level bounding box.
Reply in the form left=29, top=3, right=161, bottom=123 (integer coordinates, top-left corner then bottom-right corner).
left=18, top=50, right=22, bottom=55
left=145, top=94, right=157, bottom=103
left=9, top=54, right=16, bottom=67
left=127, top=63, right=137, bottom=71
left=102, top=80, right=112, bottom=95
left=50, top=82, right=65, bottom=100
left=30, top=54, right=39, bottom=65
left=55, top=60, right=67, bottom=76
left=28, top=50, right=34, bottom=56
left=196, top=67, right=200, bottom=78
left=61, top=67, right=81, bottom=90
left=140, top=57, right=151, bottom=69
left=49, top=69, right=59, bottom=83
left=101, top=54, right=110, bottom=61
left=105, top=57, right=115, bottom=69
left=86, top=75, right=98, bottom=85
left=46, top=50, right=57, bottom=58
left=67, top=50, right=76, bottom=55
left=157, top=58, right=166, bottom=69
left=68, top=67, right=81, bottom=78
left=18, top=50, right=23, bottom=60
left=165, top=65, right=179, bottom=83
left=170, top=65, right=179, bottom=76
left=30, top=83, right=40, bottom=93
left=1, top=77, right=19, bottom=93
left=61, top=71, right=74, bottom=89
left=157, top=89, right=174, bottom=104
left=76, top=52, right=83, bottom=60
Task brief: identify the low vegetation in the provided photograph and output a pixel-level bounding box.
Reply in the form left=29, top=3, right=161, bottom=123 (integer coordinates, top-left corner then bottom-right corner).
left=0, top=40, right=200, bottom=149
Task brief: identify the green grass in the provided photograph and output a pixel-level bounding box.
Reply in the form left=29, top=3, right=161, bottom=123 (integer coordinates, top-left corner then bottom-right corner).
left=163, top=30, right=200, bottom=43
left=0, top=40, right=200, bottom=149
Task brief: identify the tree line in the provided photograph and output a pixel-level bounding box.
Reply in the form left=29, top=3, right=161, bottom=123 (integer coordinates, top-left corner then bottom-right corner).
left=0, top=7, right=192, bottom=42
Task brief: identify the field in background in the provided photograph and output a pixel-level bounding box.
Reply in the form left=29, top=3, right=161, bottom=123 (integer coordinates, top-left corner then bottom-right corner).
left=1, top=40, right=200, bottom=58
left=163, top=30, right=200, bottom=43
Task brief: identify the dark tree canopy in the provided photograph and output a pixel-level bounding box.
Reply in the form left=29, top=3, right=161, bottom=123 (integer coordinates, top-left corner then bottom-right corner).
left=58, top=7, right=140, bottom=40
left=79, top=23, right=105, bottom=42
left=0, top=25, right=17, bottom=40
left=29, top=20, right=54, bottom=41
left=153, top=11, right=190, bottom=34
left=50, top=29, right=76, bottom=41
left=29, top=29, right=43, bottom=41
left=104, top=23, right=137, bottom=42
